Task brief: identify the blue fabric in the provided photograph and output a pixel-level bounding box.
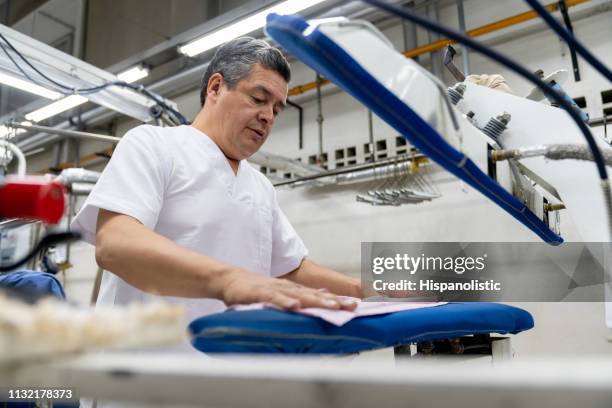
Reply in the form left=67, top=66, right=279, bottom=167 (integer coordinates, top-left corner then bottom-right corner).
left=0, top=270, right=66, bottom=300
left=264, top=14, right=562, bottom=245
left=189, top=302, right=534, bottom=354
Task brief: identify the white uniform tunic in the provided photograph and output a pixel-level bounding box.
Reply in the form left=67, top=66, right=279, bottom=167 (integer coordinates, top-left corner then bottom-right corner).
left=72, top=124, right=308, bottom=322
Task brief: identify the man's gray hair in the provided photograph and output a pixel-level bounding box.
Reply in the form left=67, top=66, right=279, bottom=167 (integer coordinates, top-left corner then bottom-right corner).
left=200, top=37, right=291, bottom=106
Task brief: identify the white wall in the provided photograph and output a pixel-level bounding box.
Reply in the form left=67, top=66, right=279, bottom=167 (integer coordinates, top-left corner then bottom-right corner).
left=56, top=0, right=612, bottom=355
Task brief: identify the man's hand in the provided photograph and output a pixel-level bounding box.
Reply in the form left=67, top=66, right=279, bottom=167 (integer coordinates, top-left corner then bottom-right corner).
left=281, top=259, right=363, bottom=299
left=465, top=74, right=513, bottom=94
left=220, top=269, right=358, bottom=310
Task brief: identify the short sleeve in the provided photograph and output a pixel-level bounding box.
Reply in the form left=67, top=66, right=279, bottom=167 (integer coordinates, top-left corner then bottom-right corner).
left=71, top=125, right=169, bottom=245
left=269, top=198, right=309, bottom=277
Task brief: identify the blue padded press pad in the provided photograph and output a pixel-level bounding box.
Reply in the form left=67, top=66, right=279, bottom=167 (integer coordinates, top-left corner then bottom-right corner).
left=189, top=302, right=534, bottom=354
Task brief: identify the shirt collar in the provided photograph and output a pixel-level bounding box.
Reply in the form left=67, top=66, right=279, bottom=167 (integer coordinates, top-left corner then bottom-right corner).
left=184, top=125, right=246, bottom=179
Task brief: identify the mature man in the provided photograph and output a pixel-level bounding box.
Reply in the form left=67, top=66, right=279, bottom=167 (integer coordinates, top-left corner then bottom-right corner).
left=72, top=37, right=361, bottom=327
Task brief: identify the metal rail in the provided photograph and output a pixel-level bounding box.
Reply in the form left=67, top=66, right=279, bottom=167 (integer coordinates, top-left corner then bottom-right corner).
left=273, top=153, right=427, bottom=187
left=8, top=121, right=120, bottom=144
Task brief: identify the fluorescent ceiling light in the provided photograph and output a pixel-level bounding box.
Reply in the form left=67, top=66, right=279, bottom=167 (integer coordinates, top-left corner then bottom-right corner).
left=25, top=95, right=88, bottom=122
left=178, top=0, right=328, bottom=57
left=0, top=71, right=62, bottom=100
left=117, top=65, right=149, bottom=83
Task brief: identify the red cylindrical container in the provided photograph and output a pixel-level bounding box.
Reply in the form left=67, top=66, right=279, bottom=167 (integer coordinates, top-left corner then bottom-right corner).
left=0, top=177, right=66, bottom=224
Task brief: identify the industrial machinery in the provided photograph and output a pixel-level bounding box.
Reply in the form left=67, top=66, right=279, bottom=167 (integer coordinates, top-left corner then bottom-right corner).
left=266, top=13, right=612, bottom=245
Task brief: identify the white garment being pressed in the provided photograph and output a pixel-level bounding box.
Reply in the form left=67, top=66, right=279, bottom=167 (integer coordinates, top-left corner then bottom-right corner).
left=72, top=124, right=308, bottom=324
left=233, top=298, right=446, bottom=326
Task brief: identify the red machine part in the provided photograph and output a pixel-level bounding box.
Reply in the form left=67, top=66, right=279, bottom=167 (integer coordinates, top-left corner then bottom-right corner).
left=0, top=177, right=66, bottom=224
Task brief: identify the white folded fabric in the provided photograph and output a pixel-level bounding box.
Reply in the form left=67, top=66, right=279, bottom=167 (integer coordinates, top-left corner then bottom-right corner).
left=233, top=298, right=446, bottom=326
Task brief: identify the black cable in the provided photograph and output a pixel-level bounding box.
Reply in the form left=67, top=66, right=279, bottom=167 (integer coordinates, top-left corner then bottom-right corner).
left=0, top=40, right=106, bottom=98
left=361, top=0, right=608, bottom=182
left=0, top=41, right=109, bottom=96
left=0, top=33, right=88, bottom=93
left=556, top=0, right=581, bottom=81
left=524, top=0, right=612, bottom=83
left=0, top=34, right=188, bottom=124
left=0, top=33, right=115, bottom=94
left=287, top=99, right=304, bottom=149
left=122, top=83, right=188, bottom=125
left=0, top=231, right=80, bottom=272
left=0, top=42, right=42, bottom=87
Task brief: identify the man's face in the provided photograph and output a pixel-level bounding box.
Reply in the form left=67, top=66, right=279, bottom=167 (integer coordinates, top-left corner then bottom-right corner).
left=210, top=64, right=288, bottom=161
